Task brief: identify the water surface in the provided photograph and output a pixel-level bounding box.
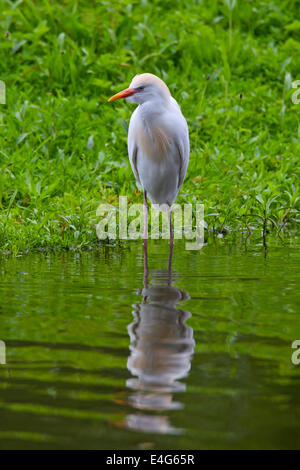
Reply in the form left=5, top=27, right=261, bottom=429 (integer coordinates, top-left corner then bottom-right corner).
left=0, top=240, right=299, bottom=449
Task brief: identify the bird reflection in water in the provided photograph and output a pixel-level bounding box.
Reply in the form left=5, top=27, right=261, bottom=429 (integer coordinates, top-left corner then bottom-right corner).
left=125, top=244, right=195, bottom=435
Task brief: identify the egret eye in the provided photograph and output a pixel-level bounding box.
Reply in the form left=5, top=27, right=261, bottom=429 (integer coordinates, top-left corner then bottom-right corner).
left=138, top=86, right=145, bottom=91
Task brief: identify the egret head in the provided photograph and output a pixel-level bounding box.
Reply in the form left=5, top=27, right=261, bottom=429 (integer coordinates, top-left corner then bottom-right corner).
left=108, top=73, right=171, bottom=105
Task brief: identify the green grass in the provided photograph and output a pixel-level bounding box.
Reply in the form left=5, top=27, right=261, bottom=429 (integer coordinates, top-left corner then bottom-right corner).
left=0, top=0, right=299, bottom=253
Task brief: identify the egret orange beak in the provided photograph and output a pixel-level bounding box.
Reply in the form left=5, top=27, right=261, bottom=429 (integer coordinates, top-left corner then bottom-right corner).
left=108, top=88, right=137, bottom=102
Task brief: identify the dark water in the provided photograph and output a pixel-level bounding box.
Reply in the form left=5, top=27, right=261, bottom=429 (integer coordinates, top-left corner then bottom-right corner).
left=0, top=240, right=300, bottom=449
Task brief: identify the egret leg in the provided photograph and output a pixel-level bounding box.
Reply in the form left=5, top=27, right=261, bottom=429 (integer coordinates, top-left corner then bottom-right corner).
left=143, top=233, right=149, bottom=299
left=143, top=191, right=149, bottom=300
left=143, top=190, right=149, bottom=243
left=168, top=206, right=173, bottom=247
left=168, top=240, right=173, bottom=285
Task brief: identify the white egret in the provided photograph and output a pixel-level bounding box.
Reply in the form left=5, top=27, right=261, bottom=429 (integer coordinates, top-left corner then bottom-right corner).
left=108, top=73, right=189, bottom=245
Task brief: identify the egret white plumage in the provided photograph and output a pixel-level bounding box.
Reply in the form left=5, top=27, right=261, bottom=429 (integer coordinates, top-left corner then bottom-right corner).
left=108, top=73, right=189, bottom=245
